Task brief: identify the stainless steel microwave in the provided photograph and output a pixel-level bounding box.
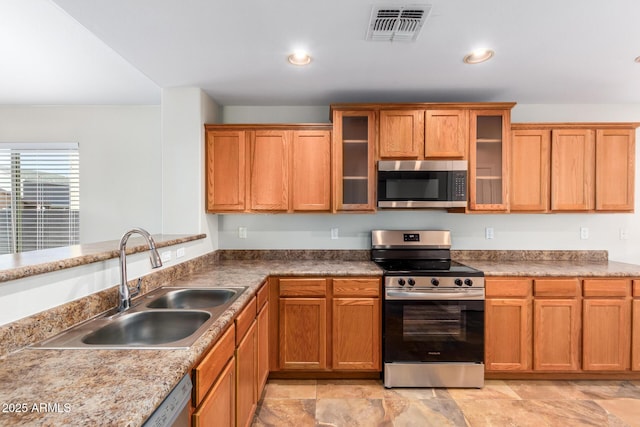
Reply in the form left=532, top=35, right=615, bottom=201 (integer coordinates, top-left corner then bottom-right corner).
left=377, top=160, right=468, bottom=208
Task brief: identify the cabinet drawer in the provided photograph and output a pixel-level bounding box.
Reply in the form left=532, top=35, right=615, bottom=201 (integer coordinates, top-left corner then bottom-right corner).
left=633, top=280, right=640, bottom=297
left=333, top=278, right=380, bottom=297
left=257, top=281, right=269, bottom=309
left=193, top=324, right=235, bottom=406
left=486, top=278, right=532, bottom=298
left=534, top=279, right=580, bottom=297
left=583, top=279, right=631, bottom=297
left=236, top=296, right=257, bottom=345
left=279, top=278, right=327, bottom=297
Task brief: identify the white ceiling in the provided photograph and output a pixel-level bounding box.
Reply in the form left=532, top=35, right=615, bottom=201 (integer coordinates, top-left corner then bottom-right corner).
left=3, top=0, right=640, bottom=106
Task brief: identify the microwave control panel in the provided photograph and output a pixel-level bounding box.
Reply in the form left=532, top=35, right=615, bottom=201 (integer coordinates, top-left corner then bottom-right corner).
left=450, top=171, right=467, bottom=201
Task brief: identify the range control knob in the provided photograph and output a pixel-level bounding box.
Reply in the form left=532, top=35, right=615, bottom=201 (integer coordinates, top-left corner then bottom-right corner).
left=464, top=279, right=473, bottom=286
left=431, top=278, right=440, bottom=286
left=397, top=278, right=406, bottom=286
left=408, top=278, right=416, bottom=287
left=454, top=279, right=463, bottom=287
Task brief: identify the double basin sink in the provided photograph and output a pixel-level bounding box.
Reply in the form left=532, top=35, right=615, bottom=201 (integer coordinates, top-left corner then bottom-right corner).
left=30, top=286, right=247, bottom=350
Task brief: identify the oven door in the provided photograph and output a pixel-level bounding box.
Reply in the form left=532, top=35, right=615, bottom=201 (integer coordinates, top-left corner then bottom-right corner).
left=383, top=296, right=484, bottom=363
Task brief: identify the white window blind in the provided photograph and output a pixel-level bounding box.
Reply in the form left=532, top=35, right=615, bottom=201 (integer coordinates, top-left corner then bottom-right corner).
left=0, top=143, right=79, bottom=254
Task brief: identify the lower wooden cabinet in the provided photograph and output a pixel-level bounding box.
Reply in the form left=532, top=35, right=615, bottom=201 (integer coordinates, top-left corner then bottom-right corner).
left=532, top=279, right=581, bottom=371
left=273, top=276, right=381, bottom=373
left=582, top=279, right=632, bottom=371
left=633, top=280, right=640, bottom=371
left=236, top=318, right=257, bottom=427
left=193, top=358, right=235, bottom=427
left=487, top=276, right=639, bottom=378
left=485, top=278, right=532, bottom=371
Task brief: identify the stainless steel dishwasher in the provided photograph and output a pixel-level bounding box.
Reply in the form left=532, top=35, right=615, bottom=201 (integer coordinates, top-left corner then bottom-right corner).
left=143, top=374, right=192, bottom=427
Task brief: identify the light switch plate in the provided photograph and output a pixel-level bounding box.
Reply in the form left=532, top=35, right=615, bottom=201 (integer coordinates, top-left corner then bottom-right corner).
left=580, top=227, right=589, bottom=240
left=176, top=247, right=186, bottom=258
left=238, top=227, right=247, bottom=239
left=330, top=228, right=339, bottom=240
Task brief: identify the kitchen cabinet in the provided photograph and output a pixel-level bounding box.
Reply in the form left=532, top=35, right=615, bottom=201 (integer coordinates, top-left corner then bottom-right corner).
left=378, top=109, right=424, bottom=158
left=511, top=123, right=638, bottom=213
left=533, top=279, right=581, bottom=371
left=291, top=130, right=332, bottom=211
left=192, top=324, right=236, bottom=427
left=595, top=128, right=635, bottom=211
left=633, top=280, right=640, bottom=371
left=425, top=109, right=468, bottom=158
left=551, top=128, right=595, bottom=211
left=510, top=129, right=550, bottom=212
left=484, top=278, right=532, bottom=371
left=468, top=109, right=511, bottom=211
left=332, top=278, right=381, bottom=371
left=331, top=109, right=376, bottom=211
left=235, top=296, right=258, bottom=427
left=582, top=279, right=631, bottom=371
left=278, top=278, right=328, bottom=370
left=205, top=130, right=247, bottom=212
left=272, top=276, right=381, bottom=374
left=250, top=131, right=289, bottom=211
left=205, top=124, right=332, bottom=213
left=256, top=281, right=270, bottom=394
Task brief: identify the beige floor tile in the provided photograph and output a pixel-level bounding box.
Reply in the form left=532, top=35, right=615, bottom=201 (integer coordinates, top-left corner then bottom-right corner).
left=252, top=399, right=316, bottom=427
left=505, top=380, right=590, bottom=400
left=383, top=398, right=467, bottom=427
left=596, top=398, right=640, bottom=427
left=447, top=380, right=521, bottom=401
left=383, top=387, right=452, bottom=400
left=570, top=380, right=640, bottom=400
left=458, top=399, right=609, bottom=427
left=316, top=398, right=387, bottom=427
left=316, top=379, right=385, bottom=399
left=262, top=379, right=317, bottom=399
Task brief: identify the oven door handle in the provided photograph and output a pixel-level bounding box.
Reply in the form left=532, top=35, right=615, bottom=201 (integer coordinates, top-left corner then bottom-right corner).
left=385, top=289, right=485, bottom=301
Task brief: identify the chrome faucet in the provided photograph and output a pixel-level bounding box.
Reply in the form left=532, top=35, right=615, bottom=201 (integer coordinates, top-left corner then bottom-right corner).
left=117, top=227, right=163, bottom=312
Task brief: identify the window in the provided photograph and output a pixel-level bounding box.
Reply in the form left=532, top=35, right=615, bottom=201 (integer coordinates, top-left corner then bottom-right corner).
left=0, top=143, right=79, bottom=254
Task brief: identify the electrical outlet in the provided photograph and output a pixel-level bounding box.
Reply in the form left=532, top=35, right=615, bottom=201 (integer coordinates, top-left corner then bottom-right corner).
left=160, top=251, right=171, bottom=262
left=619, top=228, right=629, bottom=240
left=580, top=227, right=589, bottom=240
left=485, top=227, right=494, bottom=240
left=330, top=228, right=339, bottom=240
left=176, top=247, right=186, bottom=258
left=238, top=227, right=247, bottom=239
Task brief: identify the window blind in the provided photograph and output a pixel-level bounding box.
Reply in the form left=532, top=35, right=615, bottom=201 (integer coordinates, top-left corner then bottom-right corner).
left=0, top=143, right=80, bottom=254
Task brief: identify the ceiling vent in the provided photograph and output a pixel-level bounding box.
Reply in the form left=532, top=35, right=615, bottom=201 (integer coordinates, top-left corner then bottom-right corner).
left=366, top=5, right=432, bottom=42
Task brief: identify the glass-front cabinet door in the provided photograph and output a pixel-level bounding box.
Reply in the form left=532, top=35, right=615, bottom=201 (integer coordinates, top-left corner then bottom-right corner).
left=332, top=110, right=376, bottom=211
left=468, top=109, right=510, bottom=211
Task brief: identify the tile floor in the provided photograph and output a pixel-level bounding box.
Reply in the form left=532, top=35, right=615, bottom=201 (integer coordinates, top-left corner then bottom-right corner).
left=252, top=379, right=640, bottom=427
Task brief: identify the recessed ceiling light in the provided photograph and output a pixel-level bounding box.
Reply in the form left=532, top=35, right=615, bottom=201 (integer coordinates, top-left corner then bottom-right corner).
left=463, top=49, right=495, bottom=64
left=288, top=51, right=312, bottom=66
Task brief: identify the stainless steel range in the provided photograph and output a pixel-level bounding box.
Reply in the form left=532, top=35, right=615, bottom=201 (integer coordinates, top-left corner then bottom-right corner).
left=372, top=230, right=485, bottom=388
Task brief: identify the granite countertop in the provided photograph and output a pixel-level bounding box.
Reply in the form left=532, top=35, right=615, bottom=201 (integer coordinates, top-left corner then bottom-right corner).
left=0, top=259, right=382, bottom=427
left=1, top=253, right=639, bottom=426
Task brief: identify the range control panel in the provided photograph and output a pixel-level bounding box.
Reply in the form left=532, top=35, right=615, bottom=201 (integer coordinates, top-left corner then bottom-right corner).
left=385, top=276, right=485, bottom=289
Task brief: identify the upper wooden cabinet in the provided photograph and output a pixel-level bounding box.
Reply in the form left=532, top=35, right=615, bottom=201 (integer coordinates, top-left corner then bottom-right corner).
left=425, top=109, right=469, bottom=158
left=205, top=124, right=332, bottom=213
left=510, top=129, right=550, bottom=212
left=469, top=109, right=511, bottom=211
left=250, top=130, right=289, bottom=211
left=595, top=128, right=635, bottom=211
left=378, top=108, right=469, bottom=159
left=331, top=109, right=376, bottom=211
left=378, top=109, right=424, bottom=158
left=511, top=123, right=638, bottom=213
left=205, top=130, right=247, bottom=212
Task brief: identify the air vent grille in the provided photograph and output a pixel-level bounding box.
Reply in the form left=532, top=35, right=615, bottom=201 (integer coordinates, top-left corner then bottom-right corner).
left=367, top=5, right=432, bottom=42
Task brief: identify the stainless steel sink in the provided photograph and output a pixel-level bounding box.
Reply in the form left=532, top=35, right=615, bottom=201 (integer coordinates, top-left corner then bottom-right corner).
left=81, top=310, right=211, bottom=346
left=146, top=288, right=238, bottom=309
left=29, top=286, right=248, bottom=350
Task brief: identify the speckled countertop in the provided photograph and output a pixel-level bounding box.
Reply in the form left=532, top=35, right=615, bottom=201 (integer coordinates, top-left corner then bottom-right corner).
left=0, top=259, right=381, bottom=427
left=1, top=252, right=639, bottom=426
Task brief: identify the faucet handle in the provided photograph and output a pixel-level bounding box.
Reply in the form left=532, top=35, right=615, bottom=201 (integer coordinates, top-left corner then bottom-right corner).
left=131, top=278, right=142, bottom=298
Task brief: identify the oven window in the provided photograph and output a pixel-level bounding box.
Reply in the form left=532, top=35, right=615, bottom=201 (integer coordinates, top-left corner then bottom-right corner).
left=402, top=305, right=465, bottom=340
